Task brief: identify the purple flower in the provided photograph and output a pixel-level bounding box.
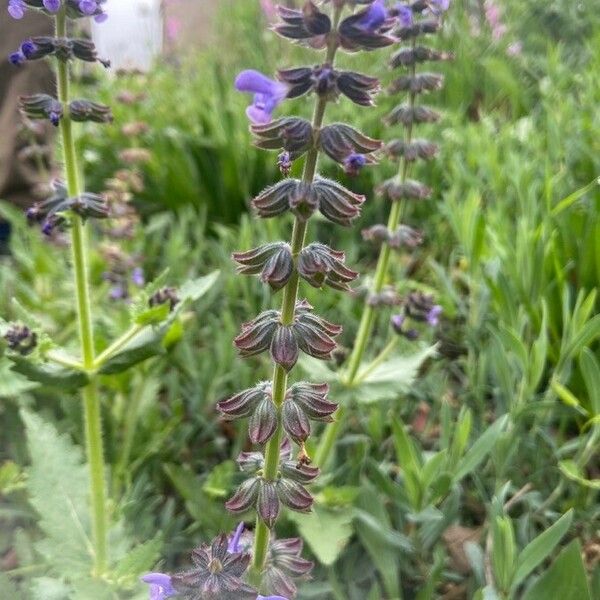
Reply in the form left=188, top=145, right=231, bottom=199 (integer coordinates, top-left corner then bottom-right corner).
left=79, top=0, right=97, bottom=15
left=21, top=40, right=37, bottom=58
left=358, top=0, right=387, bottom=32
left=426, top=305, right=442, bottom=326
left=94, top=11, right=108, bottom=23
left=7, top=0, right=25, bottom=19
left=43, top=0, right=61, bottom=13
left=257, top=596, right=289, bottom=600
left=395, top=3, right=413, bottom=28
left=227, top=522, right=245, bottom=554
left=343, top=153, right=367, bottom=176
left=131, top=267, right=145, bottom=287
left=9, top=51, right=25, bottom=66
left=141, top=573, right=176, bottom=600
left=235, top=70, right=288, bottom=124
left=429, top=0, right=450, bottom=15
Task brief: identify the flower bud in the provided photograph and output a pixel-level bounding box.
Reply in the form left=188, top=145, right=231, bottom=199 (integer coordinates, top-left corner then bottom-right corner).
left=69, top=100, right=113, bottom=124
left=232, top=242, right=293, bottom=291
left=274, top=2, right=331, bottom=48
left=287, top=382, right=336, bottom=420
left=149, top=287, right=179, bottom=311
left=249, top=396, right=278, bottom=444
left=390, top=45, right=452, bottom=68
left=19, top=94, right=63, bottom=126
left=395, top=18, right=441, bottom=40
left=384, top=104, right=441, bottom=126
left=280, top=460, right=320, bottom=484
left=234, top=310, right=280, bottom=358
left=257, top=480, right=280, bottom=528
left=405, top=291, right=442, bottom=325
left=337, top=70, right=380, bottom=106
left=217, top=382, right=271, bottom=421
left=312, top=177, right=365, bottom=226
left=251, top=117, right=314, bottom=160
left=378, top=178, right=432, bottom=201
left=4, top=324, right=37, bottom=356
left=225, top=476, right=261, bottom=514
left=389, top=72, right=445, bottom=95
left=339, top=4, right=396, bottom=52
left=318, top=123, right=381, bottom=165
left=281, top=400, right=311, bottom=443
left=270, top=325, right=300, bottom=372
left=297, top=242, right=357, bottom=291
left=385, top=138, right=439, bottom=161
left=276, top=478, right=313, bottom=512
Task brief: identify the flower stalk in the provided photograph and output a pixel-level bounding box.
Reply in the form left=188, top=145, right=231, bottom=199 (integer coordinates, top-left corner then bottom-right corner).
left=55, top=8, right=108, bottom=575
left=226, top=1, right=393, bottom=593
left=316, top=2, right=452, bottom=468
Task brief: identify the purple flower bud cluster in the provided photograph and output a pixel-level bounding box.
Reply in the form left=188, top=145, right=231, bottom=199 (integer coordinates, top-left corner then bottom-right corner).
left=9, top=37, right=110, bottom=68
left=3, top=323, right=38, bottom=355
left=142, top=523, right=306, bottom=599
left=391, top=291, right=442, bottom=340
left=26, top=179, right=109, bottom=235
left=7, top=0, right=108, bottom=22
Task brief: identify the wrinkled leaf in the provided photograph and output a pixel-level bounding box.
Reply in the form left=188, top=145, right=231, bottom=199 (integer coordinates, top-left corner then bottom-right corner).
left=10, top=357, right=89, bottom=391
left=288, top=505, right=354, bottom=566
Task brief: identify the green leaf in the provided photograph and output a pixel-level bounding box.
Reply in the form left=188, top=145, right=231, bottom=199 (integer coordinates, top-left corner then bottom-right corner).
left=492, top=516, right=516, bottom=592
left=10, top=357, right=89, bottom=391
left=288, top=505, right=353, bottom=566
left=134, top=303, right=170, bottom=326
left=562, top=314, right=600, bottom=362
left=551, top=177, right=600, bottom=216
left=513, top=510, right=573, bottom=587
left=30, top=577, right=74, bottom=599
left=352, top=345, right=438, bottom=403
left=558, top=460, right=600, bottom=490
left=355, top=483, right=407, bottom=598
left=580, top=348, right=600, bottom=415
left=202, top=460, right=235, bottom=499
left=454, top=415, right=508, bottom=481
left=522, top=540, right=592, bottom=600
left=98, top=327, right=165, bottom=375
left=0, top=357, right=38, bottom=397
left=179, top=271, right=220, bottom=303
left=113, top=535, right=163, bottom=583
left=21, top=410, right=93, bottom=578
left=551, top=380, right=588, bottom=416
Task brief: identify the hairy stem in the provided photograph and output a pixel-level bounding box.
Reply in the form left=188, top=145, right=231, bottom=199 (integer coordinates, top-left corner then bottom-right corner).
left=315, top=38, right=418, bottom=468
left=252, top=6, right=343, bottom=578
left=55, top=10, right=108, bottom=575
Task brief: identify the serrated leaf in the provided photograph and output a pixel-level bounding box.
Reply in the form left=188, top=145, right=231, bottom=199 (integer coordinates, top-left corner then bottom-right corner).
left=10, top=357, right=89, bottom=391
left=288, top=505, right=353, bottom=566
left=513, top=510, right=573, bottom=588
left=113, top=535, right=163, bottom=583
left=522, top=540, right=592, bottom=600
left=352, top=345, right=438, bottom=403
left=21, top=410, right=93, bottom=578
left=30, top=576, right=74, bottom=598
left=0, top=357, right=38, bottom=397
left=454, top=415, right=508, bottom=481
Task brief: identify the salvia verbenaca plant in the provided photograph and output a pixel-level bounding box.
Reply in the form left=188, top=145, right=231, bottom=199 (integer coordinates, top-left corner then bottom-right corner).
left=140, top=0, right=395, bottom=598
left=314, top=0, right=452, bottom=468
left=1, top=0, right=217, bottom=593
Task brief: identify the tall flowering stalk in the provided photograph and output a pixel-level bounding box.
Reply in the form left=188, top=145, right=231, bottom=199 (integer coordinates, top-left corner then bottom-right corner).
left=3, top=2, right=208, bottom=586
left=5, top=0, right=112, bottom=575
left=223, top=0, right=394, bottom=590
left=315, top=0, right=452, bottom=467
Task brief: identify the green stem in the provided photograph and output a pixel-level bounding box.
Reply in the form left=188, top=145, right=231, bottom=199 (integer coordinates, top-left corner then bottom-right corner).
left=55, top=10, right=108, bottom=575
left=94, top=324, right=144, bottom=368
left=252, top=5, right=343, bottom=578
left=315, top=38, right=418, bottom=468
